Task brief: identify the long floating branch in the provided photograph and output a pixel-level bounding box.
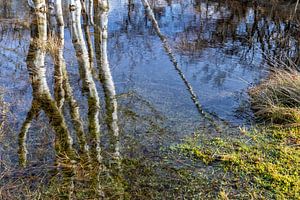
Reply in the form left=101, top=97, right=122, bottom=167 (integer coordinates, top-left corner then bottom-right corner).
left=140, top=0, right=220, bottom=129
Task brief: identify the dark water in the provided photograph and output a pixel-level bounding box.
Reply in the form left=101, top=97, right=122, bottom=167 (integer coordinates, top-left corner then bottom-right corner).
left=0, top=0, right=299, bottom=198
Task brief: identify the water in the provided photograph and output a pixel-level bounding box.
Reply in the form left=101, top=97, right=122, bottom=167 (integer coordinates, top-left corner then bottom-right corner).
left=0, top=0, right=299, bottom=198
left=1, top=1, right=298, bottom=128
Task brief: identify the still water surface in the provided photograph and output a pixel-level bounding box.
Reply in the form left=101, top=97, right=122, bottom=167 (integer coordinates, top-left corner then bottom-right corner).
left=0, top=0, right=299, bottom=196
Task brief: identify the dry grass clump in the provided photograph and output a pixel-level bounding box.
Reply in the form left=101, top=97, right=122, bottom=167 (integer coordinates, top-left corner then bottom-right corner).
left=31, top=36, right=61, bottom=56
left=249, top=69, right=300, bottom=124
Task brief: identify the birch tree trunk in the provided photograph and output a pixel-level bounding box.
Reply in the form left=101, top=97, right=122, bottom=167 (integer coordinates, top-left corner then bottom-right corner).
left=94, top=0, right=121, bottom=163
left=53, top=0, right=89, bottom=158
left=69, top=0, right=102, bottom=164
left=25, top=0, right=76, bottom=161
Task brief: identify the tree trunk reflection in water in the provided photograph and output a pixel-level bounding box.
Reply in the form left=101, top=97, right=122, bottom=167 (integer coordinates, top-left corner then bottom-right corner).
left=141, top=0, right=220, bottom=131
left=19, top=0, right=76, bottom=165
left=18, top=0, right=123, bottom=197
left=53, top=0, right=89, bottom=158
left=69, top=0, right=105, bottom=198
left=18, top=100, right=40, bottom=167
left=94, top=1, right=124, bottom=197
left=69, top=0, right=102, bottom=164
left=19, top=0, right=76, bottom=198
left=80, top=0, right=95, bottom=74
left=94, top=0, right=120, bottom=165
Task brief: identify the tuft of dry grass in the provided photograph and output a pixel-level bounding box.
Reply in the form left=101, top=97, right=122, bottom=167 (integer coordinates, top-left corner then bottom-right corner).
left=31, top=36, right=61, bottom=58
left=249, top=69, right=300, bottom=124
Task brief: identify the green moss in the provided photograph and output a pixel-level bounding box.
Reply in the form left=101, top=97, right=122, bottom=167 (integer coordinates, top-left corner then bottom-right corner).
left=171, top=127, right=300, bottom=199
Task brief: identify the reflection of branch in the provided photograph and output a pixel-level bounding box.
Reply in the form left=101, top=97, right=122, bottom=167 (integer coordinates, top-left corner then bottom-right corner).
left=18, top=101, right=40, bottom=167
left=141, top=0, right=219, bottom=129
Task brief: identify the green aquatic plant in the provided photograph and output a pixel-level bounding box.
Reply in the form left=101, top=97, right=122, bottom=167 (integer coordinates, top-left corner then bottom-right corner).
left=172, top=127, right=300, bottom=199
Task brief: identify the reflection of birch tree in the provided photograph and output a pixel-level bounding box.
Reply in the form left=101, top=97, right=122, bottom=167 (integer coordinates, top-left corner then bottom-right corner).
left=19, top=0, right=121, bottom=197
left=19, top=0, right=76, bottom=166
left=69, top=0, right=106, bottom=197
left=54, top=0, right=89, bottom=157
left=69, top=0, right=102, bottom=164
left=94, top=0, right=120, bottom=163
left=80, top=0, right=95, bottom=73
left=94, top=1, right=124, bottom=197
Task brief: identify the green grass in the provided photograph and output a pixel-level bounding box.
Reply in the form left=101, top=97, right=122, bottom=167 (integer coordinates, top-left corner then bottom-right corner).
left=171, top=126, right=300, bottom=199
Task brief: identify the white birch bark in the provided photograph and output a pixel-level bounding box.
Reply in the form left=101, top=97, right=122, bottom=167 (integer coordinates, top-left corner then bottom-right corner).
left=69, top=0, right=102, bottom=164
left=24, top=0, right=76, bottom=162
left=53, top=0, right=89, bottom=158
left=94, top=0, right=120, bottom=162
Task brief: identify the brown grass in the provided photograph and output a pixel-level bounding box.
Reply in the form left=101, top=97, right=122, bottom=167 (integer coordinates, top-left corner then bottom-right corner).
left=0, top=89, right=8, bottom=139
left=249, top=69, right=300, bottom=124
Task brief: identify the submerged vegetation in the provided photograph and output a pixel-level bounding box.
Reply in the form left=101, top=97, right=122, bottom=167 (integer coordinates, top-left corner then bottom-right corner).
left=0, top=0, right=300, bottom=199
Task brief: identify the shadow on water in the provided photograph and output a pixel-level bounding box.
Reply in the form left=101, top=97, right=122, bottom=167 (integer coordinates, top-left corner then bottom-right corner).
left=0, top=0, right=300, bottom=199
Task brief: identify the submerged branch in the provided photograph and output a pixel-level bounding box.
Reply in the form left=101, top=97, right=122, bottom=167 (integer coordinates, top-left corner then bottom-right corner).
left=141, top=0, right=221, bottom=130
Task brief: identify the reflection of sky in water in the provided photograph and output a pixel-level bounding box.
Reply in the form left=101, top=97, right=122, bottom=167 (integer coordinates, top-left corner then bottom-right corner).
left=0, top=0, right=271, bottom=135
left=108, top=0, right=266, bottom=125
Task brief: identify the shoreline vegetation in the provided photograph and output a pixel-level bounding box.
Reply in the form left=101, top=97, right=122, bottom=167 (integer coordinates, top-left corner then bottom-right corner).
left=171, top=65, right=300, bottom=199
left=0, top=0, right=299, bottom=199
left=250, top=68, right=300, bottom=125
